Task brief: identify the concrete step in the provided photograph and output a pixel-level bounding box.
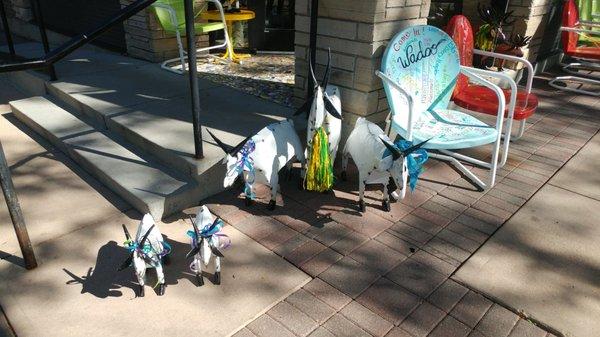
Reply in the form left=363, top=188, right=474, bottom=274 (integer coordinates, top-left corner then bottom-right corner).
left=36, top=49, right=302, bottom=179
left=9, top=95, right=221, bottom=219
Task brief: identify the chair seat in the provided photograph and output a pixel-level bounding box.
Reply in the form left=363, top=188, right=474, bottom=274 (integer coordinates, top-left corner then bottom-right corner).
left=164, top=22, right=225, bottom=35
left=453, top=85, right=538, bottom=121
left=392, top=109, right=498, bottom=150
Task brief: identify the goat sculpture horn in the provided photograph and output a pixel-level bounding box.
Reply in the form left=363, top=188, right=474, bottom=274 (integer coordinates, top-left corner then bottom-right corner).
left=122, top=224, right=132, bottom=241
left=186, top=215, right=201, bottom=259
left=322, top=48, right=332, bottom=89
left=139, top=225, right=155, bottom=248
left=380, top=138, right=402, bottom=161
left=308, top=53, right=319, bottom=90
left=230, top=136, right=252, bottom=156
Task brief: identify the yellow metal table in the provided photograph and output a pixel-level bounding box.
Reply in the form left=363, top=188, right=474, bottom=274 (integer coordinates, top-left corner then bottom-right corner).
left=200, top=9, right=255, bottom=62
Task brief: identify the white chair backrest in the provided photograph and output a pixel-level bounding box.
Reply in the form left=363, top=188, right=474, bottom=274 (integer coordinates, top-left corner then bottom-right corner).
left=381, top=25, right=460, bottom=132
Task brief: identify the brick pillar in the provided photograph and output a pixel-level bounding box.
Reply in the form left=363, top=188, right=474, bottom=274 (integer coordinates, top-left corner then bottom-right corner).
left=294, top=0, right=431, bottom=144
left=120, top=0, right=209, bottom=63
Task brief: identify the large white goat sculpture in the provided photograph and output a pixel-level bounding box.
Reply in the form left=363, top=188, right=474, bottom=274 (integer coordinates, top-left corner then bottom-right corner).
left=186, top=205, right=230, bottom=286
left=295, top=49, right=342, bottom=192
left=208, top=119, right=305, bottom=210
left=342, top=118, right=429, bottom=212
left=118, top=213, right=170, bottom=297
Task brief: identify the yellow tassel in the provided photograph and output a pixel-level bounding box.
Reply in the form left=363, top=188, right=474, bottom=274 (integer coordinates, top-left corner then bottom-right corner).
left=306, top=127, right=334, bottom=192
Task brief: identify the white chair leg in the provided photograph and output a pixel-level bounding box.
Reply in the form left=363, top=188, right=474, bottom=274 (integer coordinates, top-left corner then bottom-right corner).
left=549, top=76, right=600, bottom=96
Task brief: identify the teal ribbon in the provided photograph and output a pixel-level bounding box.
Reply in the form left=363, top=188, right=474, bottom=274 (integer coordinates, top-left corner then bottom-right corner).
left=382, top=140, right=429, bottom=191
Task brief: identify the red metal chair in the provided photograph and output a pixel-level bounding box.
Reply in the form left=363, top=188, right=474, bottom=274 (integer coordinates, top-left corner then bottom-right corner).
left=446, top=15, right=538, bottom=139
left=549, top=0, right=600, bottom=96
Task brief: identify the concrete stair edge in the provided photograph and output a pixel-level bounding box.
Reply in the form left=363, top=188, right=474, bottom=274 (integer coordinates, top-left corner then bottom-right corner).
left=8, top=95, right=222, bottom=219
left=44, top=80, right=209, bottom=180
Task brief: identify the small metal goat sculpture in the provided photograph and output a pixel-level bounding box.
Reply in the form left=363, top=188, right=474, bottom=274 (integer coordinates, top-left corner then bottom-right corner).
left=118, top=213, right=170, bottom=297
left=295, top=49, right=342, bottom=192
left=342, top=118, right=429, bottom=212
left=186, top=205, right=230, bottom=286
left=208, top=120, right=305, bottom=210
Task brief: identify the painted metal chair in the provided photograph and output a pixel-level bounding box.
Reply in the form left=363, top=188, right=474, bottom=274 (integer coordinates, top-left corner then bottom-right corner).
left=549, top=0, right=600, bottom=96
left=152, top=0, right=233, bottom=74
left=376, top=25, right=516, bottom=195
left=446, top=15, right=537, bottom=140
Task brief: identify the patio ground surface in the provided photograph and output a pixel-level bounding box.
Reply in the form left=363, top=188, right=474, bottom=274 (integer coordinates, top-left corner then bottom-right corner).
left=0, top=45, right=599, bottom=337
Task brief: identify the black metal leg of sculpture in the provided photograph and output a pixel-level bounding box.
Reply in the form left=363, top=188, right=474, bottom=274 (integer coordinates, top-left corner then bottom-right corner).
left=196, top=273, right=204, bottom=287
left=138, top=284, right=145, bottom=297
left=157, top=283, right=165, bottom=296
left=214, top=271, right=221, bottom=285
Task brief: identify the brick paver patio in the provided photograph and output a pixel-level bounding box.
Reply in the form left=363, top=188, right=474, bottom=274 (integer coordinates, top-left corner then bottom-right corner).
left=203, top=77, right=599, bottom=337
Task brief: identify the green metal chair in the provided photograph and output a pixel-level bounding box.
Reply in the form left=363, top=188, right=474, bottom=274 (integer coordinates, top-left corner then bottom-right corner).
left=152, top=0, right=233, bottom=74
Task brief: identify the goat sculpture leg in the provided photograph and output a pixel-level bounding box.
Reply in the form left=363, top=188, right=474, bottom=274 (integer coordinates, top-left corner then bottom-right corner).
left=133, top=255, right=146, bottom=297
left=214, top=256, right=221, bottom=285
left=341, top=153, right=349, bottom=181
left=358, top=172, right=366, bottom=212
left=268, top=170, right=279, bottom=210
left=194, top=252, right=204, bottom=286
left=155, top=264, right=166, bottom=296
left=382, top=183, right=391, bottom=212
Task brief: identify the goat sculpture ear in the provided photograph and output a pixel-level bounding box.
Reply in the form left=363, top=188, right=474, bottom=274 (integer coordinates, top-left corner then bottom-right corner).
left=293, top=96, right=313, bottom=116
left=324, top=95, right=342, bottom=119
left=401, top=138, right=431, bottom=156
left=208, top=129, right=233, bottom=154
left=208, top=130, right=251, bottom=156
left=122, top=224, right=132, bottom=241
left=380, top=137, right=402, bottom=161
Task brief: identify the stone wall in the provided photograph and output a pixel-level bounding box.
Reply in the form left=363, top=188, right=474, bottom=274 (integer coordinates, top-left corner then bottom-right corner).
left=294, top=0, right=431, bottom=143
left=120, top=0, right=209, bottom=62
left=462, top=0, right=555, bottom=62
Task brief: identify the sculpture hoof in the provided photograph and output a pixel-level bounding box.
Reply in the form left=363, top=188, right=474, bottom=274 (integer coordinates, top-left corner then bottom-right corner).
left=382, top=200, right=391, bottom=212
left=267, top=200, right=276, bottom=211
left=196, top=273, right=204, bottom=287
left=359, top=200, right=366, bottom=213
left=138, top=285, right=145, bottom=297
left=157, top=283, right=165, bottom=296
left=245, top=196, right=252, bottom=206
left=214, top=271, right=221, bottom=285
left=341, top=171, right=347, bottom=181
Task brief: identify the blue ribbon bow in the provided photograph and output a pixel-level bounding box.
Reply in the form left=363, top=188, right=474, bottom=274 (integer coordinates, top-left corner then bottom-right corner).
left=382, top=140, right=429, bottom=191
left=232, top=139, right=256, bottom=199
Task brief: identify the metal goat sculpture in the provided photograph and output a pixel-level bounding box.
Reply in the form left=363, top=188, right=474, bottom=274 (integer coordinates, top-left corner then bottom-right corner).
left=295, top=49, right=342, bottom=192
left=118, top=213, right=171, bottom=297
left=208, top=120, right=305, bottom=210
left=186, top=205, right=230, bottom=286
left=342, top=118, right=429, bottom=212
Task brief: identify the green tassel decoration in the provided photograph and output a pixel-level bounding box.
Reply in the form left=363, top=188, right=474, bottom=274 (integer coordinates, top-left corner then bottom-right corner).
left=305, top=127, right=334, bottom=192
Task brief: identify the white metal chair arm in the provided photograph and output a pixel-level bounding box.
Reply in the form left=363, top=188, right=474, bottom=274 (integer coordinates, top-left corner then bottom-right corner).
left=460, top=66, right=516, bottom=167
left=473, top=48, right=534, bottom=95
left=559, top=26, right=600, bottom=35
left=376, top=70, right=416, bottom=139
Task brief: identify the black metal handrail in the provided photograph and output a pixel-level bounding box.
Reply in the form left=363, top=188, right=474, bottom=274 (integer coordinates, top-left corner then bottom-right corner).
left=0, top=0, right=204, bottom=159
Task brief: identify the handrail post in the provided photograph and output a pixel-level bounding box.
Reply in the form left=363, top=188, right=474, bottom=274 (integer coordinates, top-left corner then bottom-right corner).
left=30, top=0, right=56, bottom=80
left=184, top=0, right=203, bottom=159
left=0, top=0, right=15, bottom=57
left=0, top=141, right=37, bottom=270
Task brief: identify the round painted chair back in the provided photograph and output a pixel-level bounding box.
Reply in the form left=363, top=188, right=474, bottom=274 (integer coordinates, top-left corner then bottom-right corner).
left=381, top=25, right=460, bottom=133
